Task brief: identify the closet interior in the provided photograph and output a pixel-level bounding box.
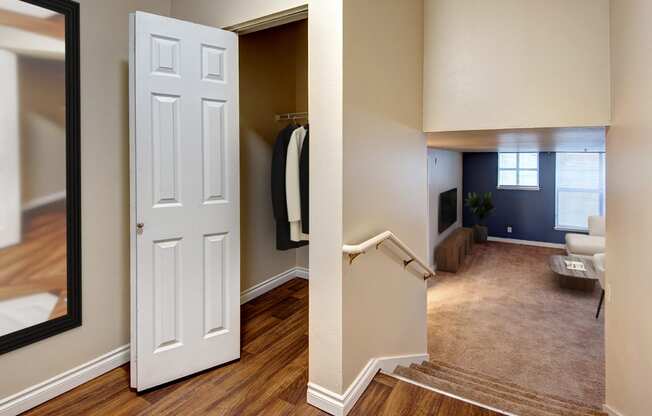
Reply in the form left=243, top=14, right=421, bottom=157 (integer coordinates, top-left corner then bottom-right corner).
left=238, top=19, right=309, bottom=293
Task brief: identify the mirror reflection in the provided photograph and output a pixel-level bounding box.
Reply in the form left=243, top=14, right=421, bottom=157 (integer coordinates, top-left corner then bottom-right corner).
left=0, top=0, right=67, bottom=337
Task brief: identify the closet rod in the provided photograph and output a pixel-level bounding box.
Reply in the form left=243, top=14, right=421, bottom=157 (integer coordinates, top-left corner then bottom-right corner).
left=275, top=112, right=308, bottom=122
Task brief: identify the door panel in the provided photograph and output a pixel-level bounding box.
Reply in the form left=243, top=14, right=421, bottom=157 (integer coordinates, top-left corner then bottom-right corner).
left=152, top=238, right=182, bottom=352
left=151, top=93, right=181, bottom=207
left=130, top=11, right=239, bottom=391
left=203, top=233, right=227, bottom=336
left=202, top=98, right=227, bottom=202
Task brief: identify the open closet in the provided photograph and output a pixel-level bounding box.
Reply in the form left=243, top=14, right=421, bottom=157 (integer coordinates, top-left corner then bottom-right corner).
left=238, top=19, right=309, bottom=294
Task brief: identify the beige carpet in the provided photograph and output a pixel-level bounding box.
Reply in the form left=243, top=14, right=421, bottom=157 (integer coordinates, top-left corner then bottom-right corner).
left=427, top=242, right=604, bottom=407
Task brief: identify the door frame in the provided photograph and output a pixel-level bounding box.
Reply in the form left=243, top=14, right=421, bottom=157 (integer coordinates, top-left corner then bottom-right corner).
left=128, top=12, right=138, bottom=387
left=222, top=4, right=307, bottom=35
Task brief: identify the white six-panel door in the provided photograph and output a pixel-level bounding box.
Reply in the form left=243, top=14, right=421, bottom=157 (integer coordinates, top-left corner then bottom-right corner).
left=129, top=11, right=240, bottom=391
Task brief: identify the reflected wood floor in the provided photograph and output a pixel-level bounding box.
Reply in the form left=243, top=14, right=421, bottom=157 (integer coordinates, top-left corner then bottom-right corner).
left=0, top=202, right=67, bottom=319
left=24, top=279, right=501, bottom=416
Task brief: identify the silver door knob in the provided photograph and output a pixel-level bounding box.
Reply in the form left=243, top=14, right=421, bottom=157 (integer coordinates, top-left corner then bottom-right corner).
left=136, top=223, right=145, bottom=235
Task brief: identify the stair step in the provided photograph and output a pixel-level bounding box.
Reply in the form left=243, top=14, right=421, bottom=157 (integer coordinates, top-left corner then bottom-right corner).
left=393, top=362, right=606, bottom=416
left=410, top=364, right=598, bottom=416
left=417, top=361, right=602, bottom=415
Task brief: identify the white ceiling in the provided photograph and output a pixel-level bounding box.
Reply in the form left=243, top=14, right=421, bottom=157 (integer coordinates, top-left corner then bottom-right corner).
left=0, top=25, right=65, bottom=59
left=0, top=0, right=58, bottom=18
left=427, top=127, right=607, bottom=153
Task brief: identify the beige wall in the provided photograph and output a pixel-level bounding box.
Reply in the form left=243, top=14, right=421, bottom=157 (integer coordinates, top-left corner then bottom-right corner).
left=18, top=57, right=66, bottom=206
left=239, top=20, right=308, bottom=291
left=308, top=0, right=345, bottom=394
left=308, top=0, right=428, bottom=396
left=423, top=0, right=611, bottom=132
left=605, top=1, right=652, bottom=414
left=170, top=0, right=306, bottom=28
left=0, top=0, right=173, bottom=399
left=427, top=149, right=463, bottom=267
left=341, top=0, right=428, bottom=390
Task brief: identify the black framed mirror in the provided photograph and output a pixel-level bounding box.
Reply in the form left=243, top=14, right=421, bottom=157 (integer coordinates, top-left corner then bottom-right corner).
left=0, top=0, right=80, bottom=354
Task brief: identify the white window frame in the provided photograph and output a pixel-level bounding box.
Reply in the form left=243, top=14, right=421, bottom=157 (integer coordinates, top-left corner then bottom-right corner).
left=554, top=152, right=606, bottom=232
left=497, top=152, right=540, bottom=191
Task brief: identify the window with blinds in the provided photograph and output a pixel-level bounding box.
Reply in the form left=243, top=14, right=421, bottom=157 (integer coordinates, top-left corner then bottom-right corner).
left=555, top=153, right=606, bottom=231
left=497, top=153, right=539, bottom=190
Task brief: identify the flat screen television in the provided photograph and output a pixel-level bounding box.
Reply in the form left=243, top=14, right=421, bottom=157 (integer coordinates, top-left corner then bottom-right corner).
left=438, top=188, right=457, bottom=233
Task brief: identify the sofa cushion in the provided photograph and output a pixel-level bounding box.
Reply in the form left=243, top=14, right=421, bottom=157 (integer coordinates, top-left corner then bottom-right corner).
left=566, top=233, right=605, bottom=256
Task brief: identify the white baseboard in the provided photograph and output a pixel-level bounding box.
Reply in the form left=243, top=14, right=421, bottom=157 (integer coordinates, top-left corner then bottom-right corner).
left=240, top=266, right=309, bottom=305
left=294, top=266, right=309, bottom=279
left=0, top=345, right=129, bottom=416
left=487, top=236, right=565, bottom=249
left=604, top=404, right=625, bottom=416
left=307, top=353, right=428, bottom=416
left=22, top=191, right=66, bottom=212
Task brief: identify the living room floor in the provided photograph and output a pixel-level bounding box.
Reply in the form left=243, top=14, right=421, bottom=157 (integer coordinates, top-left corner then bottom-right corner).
left=427, top=241, right=604, bottom=407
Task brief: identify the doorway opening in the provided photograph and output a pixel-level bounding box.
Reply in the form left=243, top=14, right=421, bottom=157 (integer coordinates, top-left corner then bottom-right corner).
left=422, top=138, right=606, bottom=415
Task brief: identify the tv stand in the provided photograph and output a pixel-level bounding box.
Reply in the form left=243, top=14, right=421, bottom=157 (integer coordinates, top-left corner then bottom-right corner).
left=435, top=227, right=474, bottom=273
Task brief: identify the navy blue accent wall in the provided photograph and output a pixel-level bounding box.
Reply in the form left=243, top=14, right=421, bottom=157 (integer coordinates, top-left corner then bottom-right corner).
left=462, top=152, right=568, bottom=244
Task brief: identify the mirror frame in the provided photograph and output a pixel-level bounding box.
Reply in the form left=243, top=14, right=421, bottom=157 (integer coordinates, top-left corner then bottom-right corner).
left=0, top=0, right=81, bottom=355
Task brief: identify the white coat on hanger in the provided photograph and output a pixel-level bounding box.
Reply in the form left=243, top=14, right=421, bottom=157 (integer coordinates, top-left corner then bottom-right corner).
left=286, top=126, right=309, bottom=242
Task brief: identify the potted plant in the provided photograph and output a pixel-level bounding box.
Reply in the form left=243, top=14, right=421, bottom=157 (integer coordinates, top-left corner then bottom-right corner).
left=465, top=192, right=495, bottom=243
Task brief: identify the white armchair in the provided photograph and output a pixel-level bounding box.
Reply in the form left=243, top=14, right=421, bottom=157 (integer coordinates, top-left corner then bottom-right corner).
left=565, top=216, right=606, bottom=259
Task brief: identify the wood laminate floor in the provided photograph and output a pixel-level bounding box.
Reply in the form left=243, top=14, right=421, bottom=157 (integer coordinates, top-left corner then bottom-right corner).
left=0, top=203, right=67, bottom=319
left=24, top=279, right=501, bottom=416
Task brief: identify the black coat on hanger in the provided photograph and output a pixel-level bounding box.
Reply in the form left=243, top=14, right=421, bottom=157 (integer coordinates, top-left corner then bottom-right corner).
left=271, top=124, right=308, bottom=250
left=299, top=132, right=309, bottom=234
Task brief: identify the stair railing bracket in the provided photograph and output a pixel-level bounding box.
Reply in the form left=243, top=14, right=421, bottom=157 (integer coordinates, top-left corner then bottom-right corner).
left=348, top=252, right=364, bottom=265
left=403, top=258, right=415, bottom=269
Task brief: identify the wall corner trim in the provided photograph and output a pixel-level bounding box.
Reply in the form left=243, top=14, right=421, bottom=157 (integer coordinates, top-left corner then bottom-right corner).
left=240, top=266, right=309, bottom=305
left=0, top=345, right=130, bottom=416
left=603, top=404, right=625, bottom=416
left=306, top=353, right=429, bottom=416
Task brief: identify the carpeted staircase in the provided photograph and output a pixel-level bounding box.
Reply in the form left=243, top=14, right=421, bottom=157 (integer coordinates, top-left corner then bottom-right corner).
left=393, top=360, right=607, bottom=416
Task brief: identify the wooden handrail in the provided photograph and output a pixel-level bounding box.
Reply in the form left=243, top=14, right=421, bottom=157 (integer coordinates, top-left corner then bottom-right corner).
left=342, top=231, right=436, bottom=280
